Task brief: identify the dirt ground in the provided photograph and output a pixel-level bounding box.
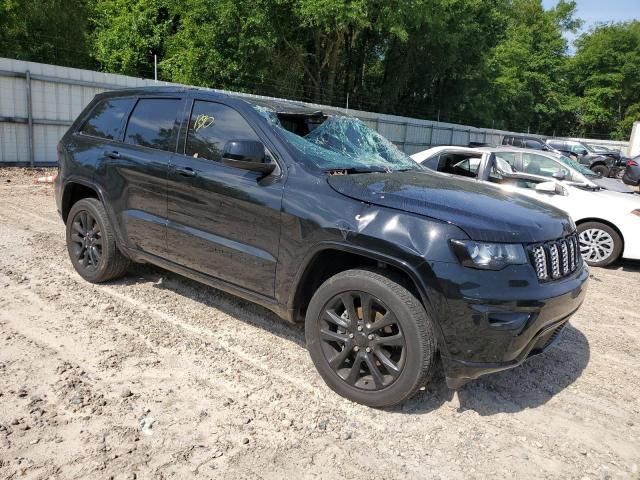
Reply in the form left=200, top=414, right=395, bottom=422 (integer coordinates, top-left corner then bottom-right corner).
left=0, top=168, right=639, bottom=480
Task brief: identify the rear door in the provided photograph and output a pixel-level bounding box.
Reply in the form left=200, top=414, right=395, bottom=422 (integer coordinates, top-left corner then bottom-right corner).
left=165, top=97, right=284, bottom=297
left=101, top=95, right=186, bottom=257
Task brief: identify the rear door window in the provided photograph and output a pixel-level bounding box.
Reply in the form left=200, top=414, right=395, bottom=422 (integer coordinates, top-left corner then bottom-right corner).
left=438, top=153, right=482, bottom=178
left=124, top=98, right=182, bottom=151
left=547, top=140, right=564, bottom=150
left=79, top=98, right=134, bottom=140
left=185, top=100, right=260, bottom=162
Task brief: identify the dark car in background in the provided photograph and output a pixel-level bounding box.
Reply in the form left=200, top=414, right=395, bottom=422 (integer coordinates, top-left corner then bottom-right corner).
left=623, top=156, right=640, bottom=187
left=54, top=87, right=588, bottom=407
left=502, top=134, right=555, bottom=151
left=588, top=144, right=628, bottom=172
left=546, top=139, right=617, bottom=177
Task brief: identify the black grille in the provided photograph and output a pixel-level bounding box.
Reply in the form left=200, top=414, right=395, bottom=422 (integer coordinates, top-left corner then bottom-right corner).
left=528, top=233, right=581, bottom=282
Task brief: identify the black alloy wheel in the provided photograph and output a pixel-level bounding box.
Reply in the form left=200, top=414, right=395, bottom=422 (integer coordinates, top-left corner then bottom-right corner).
left=306, top=269, right=436, bottom=407
left=319, top=291, right=406, bottom=390
left=70, top=209, right=103, bottom=271
left=66, top=198, right=130, bottom=283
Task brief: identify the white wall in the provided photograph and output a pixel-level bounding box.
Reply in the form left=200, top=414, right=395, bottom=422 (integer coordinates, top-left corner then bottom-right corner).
left=629, top=122, right=640, bottom=158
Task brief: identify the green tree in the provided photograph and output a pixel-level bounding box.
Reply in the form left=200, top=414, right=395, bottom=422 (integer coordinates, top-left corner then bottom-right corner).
left=571, top=21, right=640, bottom=139
left=88, top=0, right=179, bottom=78
left=162, top=0, right=282, bottom=92
left=485, top=0, right=580, bottom=134
left=0, top=0, right=91, bottom=67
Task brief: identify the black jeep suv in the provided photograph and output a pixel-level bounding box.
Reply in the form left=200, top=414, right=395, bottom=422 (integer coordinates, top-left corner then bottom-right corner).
left=55, top=87, right=589, bottom=407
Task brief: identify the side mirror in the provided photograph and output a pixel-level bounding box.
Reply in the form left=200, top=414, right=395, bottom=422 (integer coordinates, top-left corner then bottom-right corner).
left=535, top=181, right=567, bottom=196
left=222, top=140, right=275, bottom=175
left=535, top=181, right=559, bottom=194
left=576, top=148, right=588, bottom=156
left=552, top=170, right=566, bottom=180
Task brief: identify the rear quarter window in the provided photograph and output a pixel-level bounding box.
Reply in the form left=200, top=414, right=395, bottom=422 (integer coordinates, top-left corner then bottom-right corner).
left=79, top=98, right=134, bottom=140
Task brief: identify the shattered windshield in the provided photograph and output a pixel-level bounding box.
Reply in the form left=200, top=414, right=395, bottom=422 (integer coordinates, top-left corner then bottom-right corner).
left=253, top=105, right=421, bottom=172
left=557, top=154, right=597, bottom=177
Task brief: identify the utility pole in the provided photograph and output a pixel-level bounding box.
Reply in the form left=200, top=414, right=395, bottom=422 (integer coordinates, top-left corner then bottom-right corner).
left=154, top=55, right=158, bottom=81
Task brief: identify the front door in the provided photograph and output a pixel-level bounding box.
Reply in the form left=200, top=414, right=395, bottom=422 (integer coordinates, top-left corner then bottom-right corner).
left=166, top=99, right=284, bottom=297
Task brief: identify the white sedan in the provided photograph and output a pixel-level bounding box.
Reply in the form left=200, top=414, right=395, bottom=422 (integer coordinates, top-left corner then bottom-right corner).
left=412, top=146, right=640, bottom=266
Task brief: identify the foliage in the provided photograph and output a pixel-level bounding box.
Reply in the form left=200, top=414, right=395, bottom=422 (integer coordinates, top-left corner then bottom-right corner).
left=486, top=0, right=581, bottom=134
left=571, top=21, right=640, bottom=139
left=1, top=0, right=639, bottom=140
left=0, top=0, right=91, bottom=67
left=88, top=0, right=179, bottom=77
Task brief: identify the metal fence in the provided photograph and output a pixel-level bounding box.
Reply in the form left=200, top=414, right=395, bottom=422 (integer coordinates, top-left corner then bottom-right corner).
left=0, top=57, right=631, bottom=166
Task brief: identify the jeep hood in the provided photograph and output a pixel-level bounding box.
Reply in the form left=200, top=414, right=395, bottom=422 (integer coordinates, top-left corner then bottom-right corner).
left=327, top=171, right=574, bottom=243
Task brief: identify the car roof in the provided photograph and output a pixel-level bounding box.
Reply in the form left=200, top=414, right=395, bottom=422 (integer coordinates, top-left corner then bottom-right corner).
left=99, top=85, right=347, bottom=116
left=476, top=146, right=564, bottom=157
left=504, top=134, right=547, bottom=141
left=410, top=146, right=481, bottom=162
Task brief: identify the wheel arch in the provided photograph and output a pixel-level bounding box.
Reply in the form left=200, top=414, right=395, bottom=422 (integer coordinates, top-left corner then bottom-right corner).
left=60, top=179, right=132, bottom=260
left=61, top=180, right=102, bottom=223
left=576, top=217, right=625, bottom=253
left=287, top=243, right=437, bottom=324
left=589, top=160, right=608, bottom=168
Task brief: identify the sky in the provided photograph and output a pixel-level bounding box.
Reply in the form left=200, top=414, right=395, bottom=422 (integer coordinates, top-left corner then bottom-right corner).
left=542, top=0, right=639, bottom=25
left=542, top=0, right=639, bottom=50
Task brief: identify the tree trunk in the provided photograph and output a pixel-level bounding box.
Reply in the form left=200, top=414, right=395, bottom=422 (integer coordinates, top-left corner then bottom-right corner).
left=325, top=31, right=344, bottom=105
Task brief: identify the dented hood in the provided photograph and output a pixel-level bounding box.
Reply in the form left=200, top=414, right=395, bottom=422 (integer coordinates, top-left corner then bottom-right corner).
left=327, top=171, right=574, bottom=244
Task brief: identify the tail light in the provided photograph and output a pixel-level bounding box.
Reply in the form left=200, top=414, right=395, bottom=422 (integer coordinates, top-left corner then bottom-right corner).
left=627, top=159, right=638, bottom=167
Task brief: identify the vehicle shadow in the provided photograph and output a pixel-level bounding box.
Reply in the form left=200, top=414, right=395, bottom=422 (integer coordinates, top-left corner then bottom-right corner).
left=393, top=324, right=590, bottom=416
left=604, top=258, right=640, bottom=273
left=117, top=264, right=306, bottom=348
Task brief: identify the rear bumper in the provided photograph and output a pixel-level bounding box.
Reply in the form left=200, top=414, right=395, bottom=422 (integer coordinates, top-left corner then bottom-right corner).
left=622, top=171, right=640, bottom=187
left=428, top=261, right=589, bottom=388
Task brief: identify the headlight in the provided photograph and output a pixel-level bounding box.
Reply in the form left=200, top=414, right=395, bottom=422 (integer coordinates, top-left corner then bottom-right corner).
left=450, top=240, right=528, bottom=270
left=632, top=209, right=640, bottom=218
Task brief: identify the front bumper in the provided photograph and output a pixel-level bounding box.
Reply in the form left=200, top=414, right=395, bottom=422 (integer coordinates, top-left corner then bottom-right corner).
left=427, top=260, right=589, bottom=388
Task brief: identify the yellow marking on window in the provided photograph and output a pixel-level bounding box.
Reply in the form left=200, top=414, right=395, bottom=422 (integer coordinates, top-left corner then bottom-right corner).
left=194, top=114, right=215, bottom=132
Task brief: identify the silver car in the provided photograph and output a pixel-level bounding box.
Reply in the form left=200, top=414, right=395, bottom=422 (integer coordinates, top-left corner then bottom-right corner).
left=414, top=146, right=633, bottom=194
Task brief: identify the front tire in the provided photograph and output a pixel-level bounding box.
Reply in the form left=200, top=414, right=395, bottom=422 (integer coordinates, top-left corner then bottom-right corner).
left=305, top=269, right=436, bottom=407
left=578, top=222, right=622, bottom=267
left=66, top=198, right=130, bottom=283
left=591, top=164, right=609, bottom=177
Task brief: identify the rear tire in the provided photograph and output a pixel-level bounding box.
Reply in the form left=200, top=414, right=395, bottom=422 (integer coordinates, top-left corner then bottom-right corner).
left=66, top=198, right=130, bottom=283
left=577, top=222, right=622, bottom=267
left=591, top=164, right=609, bottom=177
left=305, top=268, right=436, bottom=407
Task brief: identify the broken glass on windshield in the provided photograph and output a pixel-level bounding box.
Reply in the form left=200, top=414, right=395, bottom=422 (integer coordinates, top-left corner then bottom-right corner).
left=253, top=105, right=421, bottom=172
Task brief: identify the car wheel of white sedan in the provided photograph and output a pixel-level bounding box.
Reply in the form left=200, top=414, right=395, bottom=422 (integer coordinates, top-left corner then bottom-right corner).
left=577, top=222, right=623, bottom=267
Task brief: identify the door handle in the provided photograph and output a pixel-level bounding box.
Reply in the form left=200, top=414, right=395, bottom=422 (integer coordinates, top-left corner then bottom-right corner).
left=175, top=166, right=197, bottom=177
left=104, top=150, right=121, bottom=159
